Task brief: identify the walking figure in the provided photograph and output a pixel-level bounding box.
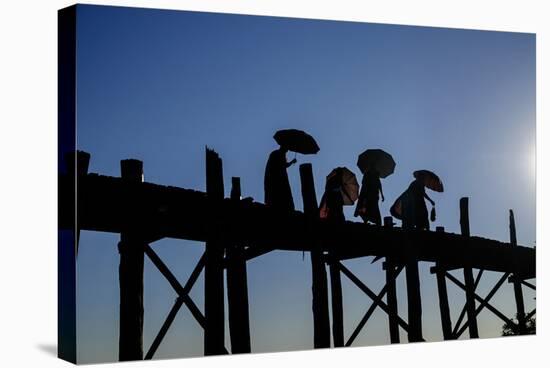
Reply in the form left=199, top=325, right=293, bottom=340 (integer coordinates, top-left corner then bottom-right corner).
left=355, top=168, right=385, bottom=225
left=392, top=170, right=442, bottom=230
left=355, top=149, right=395, bottom=225
left=264, top=145, right=297, bottom=211
left=402, top=177, right=434, bottom=230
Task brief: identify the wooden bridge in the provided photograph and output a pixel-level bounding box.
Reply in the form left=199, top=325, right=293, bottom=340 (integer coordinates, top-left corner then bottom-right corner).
left=58, top=149, right=536, bottom=362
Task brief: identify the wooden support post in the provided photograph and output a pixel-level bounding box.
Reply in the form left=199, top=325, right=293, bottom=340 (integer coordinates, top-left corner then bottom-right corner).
left=405, top=259, right=423, bottom=342
left=204, top=148, right=226, bottom=355
left=226, top=177, right=251, bottom=353
left=383, top=217, right=400, bottom=344
left=329, top=259, right=344, bottom=347
left=118, top=159, right=145, bottom=361
left=385, top=261, right=400, bottom=343
left=434, top=226, right=453, bottom=340
left=460, top=197, right=479, bottom=339
left=509, top=210, right=527, bottom=334
left=300, top=163, right=331, bottom=349
left=401, top=205, right=423, bottom=342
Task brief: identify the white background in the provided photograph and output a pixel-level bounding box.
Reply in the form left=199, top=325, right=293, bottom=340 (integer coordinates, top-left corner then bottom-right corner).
left=0, top=0, right=546, bottom=367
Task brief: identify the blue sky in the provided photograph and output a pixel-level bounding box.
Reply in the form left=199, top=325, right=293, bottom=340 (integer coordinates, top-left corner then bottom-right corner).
left=74, top=5, right=535, bottom=364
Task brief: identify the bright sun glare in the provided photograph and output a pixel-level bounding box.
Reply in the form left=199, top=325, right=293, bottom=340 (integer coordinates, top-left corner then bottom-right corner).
left=530, top=145, right=536, bottom=181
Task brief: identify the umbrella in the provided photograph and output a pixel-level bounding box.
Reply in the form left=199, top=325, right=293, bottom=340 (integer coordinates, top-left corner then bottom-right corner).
left=356, top=149, right=396, bottom=178
left=274, top=129, right=320, bottom=154
left=326, top=167, right=359, bottom=205
left=413, top=170, right=444, bottom=192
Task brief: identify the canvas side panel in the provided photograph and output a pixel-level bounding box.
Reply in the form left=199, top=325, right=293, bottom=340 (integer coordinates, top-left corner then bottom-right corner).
left=58, top=5, right=77, bottom=364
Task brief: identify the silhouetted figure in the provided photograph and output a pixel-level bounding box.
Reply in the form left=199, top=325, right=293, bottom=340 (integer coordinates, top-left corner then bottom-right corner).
left=354, top=169, right=384, bottom=225
left=402, top=178, right=435, bottom=230
left=264, top=146, right=297, bottom=211
left=319, top=176, right=345, bottom=223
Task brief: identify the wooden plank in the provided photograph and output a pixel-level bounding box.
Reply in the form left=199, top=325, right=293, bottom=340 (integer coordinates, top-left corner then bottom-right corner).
left=446, top=272, right=514, bottom=327
left=454, top=273, right=511, bottom=338
left=345, top=290, right=382, bottom=347
left=451, top=270, right=483, bottom=338
left=118, top=159, right=145, bottom=361
left=58, top=173, right=536, bottom=278
left=144, top=297, right=184, bottom=360
left=144, top=245, right=186, bottom=296
left=520, top=280, right=536, bottom=291
left=346, top=264, right=404, bottom=346
left=338, top=263, right=412, bottom=334
left=204, top=148, right=226, bottom=355
left=182, top=296, right=231, bottom=356
left=226, top=177, right=251, bottom=354
left=460, top=197, right=479, bottom=339
left=183, top=253, right=206, bottom=295
left=300, top=163, right=330, bottom=349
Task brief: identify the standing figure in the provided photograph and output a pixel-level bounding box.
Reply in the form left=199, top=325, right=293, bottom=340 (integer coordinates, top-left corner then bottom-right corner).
left=264, top=145, right=297, bottom=211
left=402, top=177, right=435, bottom=230
left=354, top=168, right=385, bottom=225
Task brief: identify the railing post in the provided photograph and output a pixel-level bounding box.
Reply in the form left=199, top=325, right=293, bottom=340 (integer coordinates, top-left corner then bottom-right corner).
left=460, top=197, right=479, bottom=338
left=300, top=163, right=331, bottom=349
left=204, top=148, right=226, bottom=355
left=434, top=226, right=453, bottom=340
left=118, top=159, right=145, bottom=361
left=226, top=177, right=251, bottom=353
left=509, top=210, right=527, bottom=334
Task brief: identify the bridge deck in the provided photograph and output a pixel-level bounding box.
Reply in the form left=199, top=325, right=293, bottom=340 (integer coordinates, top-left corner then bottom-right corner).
left=59, top=173, right=535, bottom=279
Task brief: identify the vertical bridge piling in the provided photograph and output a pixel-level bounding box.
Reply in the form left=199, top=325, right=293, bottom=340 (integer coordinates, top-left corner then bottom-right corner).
left=509, top=210, right=527, bottom=334
left=204, top=148, right=226, bottom=355
left=118, top=159, right=146, bottom=361
left=226, top=177, right=252, bottom=353
left=383, top=217, right=400, bottom=344
left=434, top=226, right=453, bottom=340
left=460, top=197, right=479, bottom=338
left=300, top=163, right=331, bottom=348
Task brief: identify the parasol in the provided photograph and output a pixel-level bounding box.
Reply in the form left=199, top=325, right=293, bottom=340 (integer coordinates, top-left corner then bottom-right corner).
left=413, top=170, right=444, bottom=192
left=274, top=129, right=320, bottom=154
left=356, top=149, right=396, bottom=178
left=326, top=167, right=359, bottom=205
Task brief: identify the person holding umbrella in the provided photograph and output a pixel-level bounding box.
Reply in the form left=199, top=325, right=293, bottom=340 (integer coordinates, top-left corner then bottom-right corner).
left=319, top=167, right=359, bottom=223
left=398, top=170, right=443, bottom=230
left=354, top=149, right=396, bottom=226
left=264, top=129, right=319, bottom=212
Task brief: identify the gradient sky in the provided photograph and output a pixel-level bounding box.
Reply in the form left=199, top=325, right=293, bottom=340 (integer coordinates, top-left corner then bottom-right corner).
left=74, top=5, right=536, bottom=364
